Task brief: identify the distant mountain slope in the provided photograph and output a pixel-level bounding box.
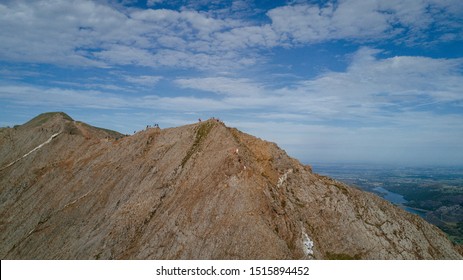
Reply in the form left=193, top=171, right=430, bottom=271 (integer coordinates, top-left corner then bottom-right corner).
left=0, top=113, right=461, bottom=259
left=0, top=112, right=122, bottom=170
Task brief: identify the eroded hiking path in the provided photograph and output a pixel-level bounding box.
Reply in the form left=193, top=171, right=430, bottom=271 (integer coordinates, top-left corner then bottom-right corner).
left=0, top=132, right=61, bottom=171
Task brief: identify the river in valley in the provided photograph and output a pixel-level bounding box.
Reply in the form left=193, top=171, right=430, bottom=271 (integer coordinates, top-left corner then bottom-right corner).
left=373, top=186, right=428, bottom=218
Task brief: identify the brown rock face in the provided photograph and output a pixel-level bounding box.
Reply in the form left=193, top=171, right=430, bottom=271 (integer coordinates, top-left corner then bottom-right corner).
left=0, top=113, right=461, bottom=259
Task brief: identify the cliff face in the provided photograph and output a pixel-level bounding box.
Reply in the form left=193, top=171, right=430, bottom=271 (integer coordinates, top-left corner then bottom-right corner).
left=0, top=113, right=461, bottom=259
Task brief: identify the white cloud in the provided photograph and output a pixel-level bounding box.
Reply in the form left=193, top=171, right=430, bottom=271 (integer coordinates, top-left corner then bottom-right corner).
left=175, top=77, right=265, bottom=96
left=214, top=24, right=279, bottom=49
left=0, top=0, right=123, bottom=66
left=1, top=0, right=461, bottom=71
left=0, top=85, right=128, bottom=109
left=146, top=0, right=163, bottom=7
left=151, top=95, right=230, bottom=112
left=124, top=75, right=162, bottom=86
left=0, top=83, right=235, bottom=112
left=272, top=47, right=463, bottom=121
left=51, top=46, right=463, bottom=119
left=267, top=2, right=390, bottom=43
left=3, top=47, right=461, bottom=119
left=266, top=0, right=463, bottom=44
left=0, top=0, right=248, bottom=69
left=170, top=48, right=463, bottom=125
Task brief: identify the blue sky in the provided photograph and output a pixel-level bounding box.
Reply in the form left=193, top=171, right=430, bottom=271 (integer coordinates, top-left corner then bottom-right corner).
left=1, top=0, right=463, bottom=166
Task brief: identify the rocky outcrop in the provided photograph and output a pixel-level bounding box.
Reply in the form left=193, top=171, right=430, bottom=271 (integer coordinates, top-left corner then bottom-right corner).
left=0, top=113, right=461, bottom=259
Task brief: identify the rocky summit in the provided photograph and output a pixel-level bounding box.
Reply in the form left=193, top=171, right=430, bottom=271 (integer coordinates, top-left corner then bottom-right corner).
left=0, top=112, right=461, bottom=259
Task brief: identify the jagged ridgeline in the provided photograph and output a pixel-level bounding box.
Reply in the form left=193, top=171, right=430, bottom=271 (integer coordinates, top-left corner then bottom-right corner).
left=0, top=112, right=462, bottom=259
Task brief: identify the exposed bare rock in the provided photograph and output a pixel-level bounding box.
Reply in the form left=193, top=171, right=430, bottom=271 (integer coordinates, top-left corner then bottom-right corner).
left=0, top=113, right=461, bottom=259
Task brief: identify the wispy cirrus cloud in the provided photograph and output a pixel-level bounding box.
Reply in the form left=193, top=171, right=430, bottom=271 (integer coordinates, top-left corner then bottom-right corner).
left=2, top=47, right=461, bottom=120
left=123, top=75, right=162, bottom=86
left=0, top=85, right=128, bottom=109
left=173, top=48, right=463, bottom=125
left=175, top=77, right=265, bottom=96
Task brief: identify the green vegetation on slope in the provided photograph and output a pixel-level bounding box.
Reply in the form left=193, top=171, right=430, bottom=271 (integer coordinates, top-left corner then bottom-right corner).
left=181, top=121, right=215, bottom=168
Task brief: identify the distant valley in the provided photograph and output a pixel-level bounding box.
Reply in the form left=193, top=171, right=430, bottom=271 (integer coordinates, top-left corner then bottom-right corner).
left=313, top=164, right=463, bottom=244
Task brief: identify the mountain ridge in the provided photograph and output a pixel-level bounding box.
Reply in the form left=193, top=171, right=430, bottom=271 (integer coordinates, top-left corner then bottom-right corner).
left=0, top=113, right=461, bottom=259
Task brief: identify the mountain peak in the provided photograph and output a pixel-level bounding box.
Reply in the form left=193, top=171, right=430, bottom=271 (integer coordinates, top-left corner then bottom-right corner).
left=23, top=111, right=73, bottom=127
left=20, top=112, right=122, bottom=139
left=0, top=112, right=461, bottom=259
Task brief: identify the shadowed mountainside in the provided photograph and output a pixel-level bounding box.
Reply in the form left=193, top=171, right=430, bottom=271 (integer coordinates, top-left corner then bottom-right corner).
left=0, top=112, right=461, bottom=259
